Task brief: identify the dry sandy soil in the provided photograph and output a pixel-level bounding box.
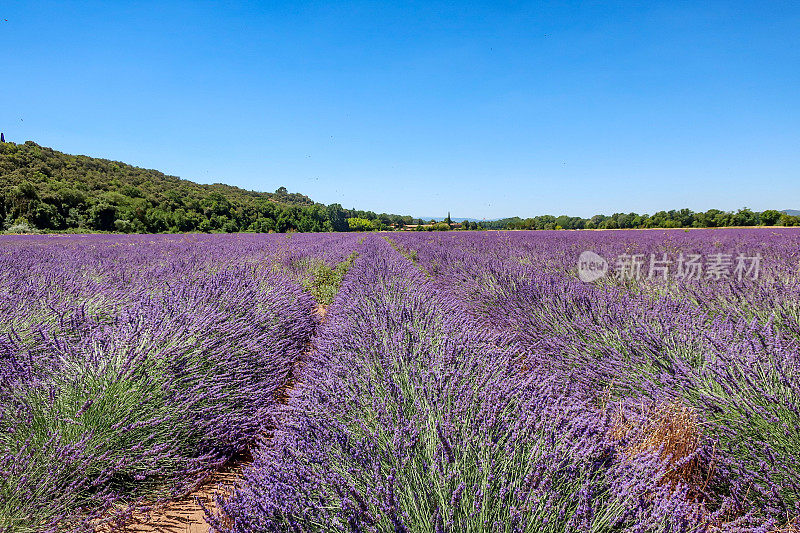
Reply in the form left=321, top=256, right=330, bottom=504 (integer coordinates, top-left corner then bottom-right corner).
left=104, top=465, right=243, bottom=533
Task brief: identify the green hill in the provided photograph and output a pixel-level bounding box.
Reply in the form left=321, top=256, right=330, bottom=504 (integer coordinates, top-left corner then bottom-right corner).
left=0, top=140, right=411, bottom=233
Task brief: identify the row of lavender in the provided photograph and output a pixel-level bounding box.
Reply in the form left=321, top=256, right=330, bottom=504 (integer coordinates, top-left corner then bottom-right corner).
left=212, top=235, right=731, bottom=532
left=0, top=233, right=360, bottom=532
left=6, top=229, right=798, bottom=530
left=387, top=229, right=800, bottom=530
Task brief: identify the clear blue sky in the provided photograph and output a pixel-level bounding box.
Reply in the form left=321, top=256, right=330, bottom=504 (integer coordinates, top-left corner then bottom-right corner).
left=1, top=1, right=798, bottom=219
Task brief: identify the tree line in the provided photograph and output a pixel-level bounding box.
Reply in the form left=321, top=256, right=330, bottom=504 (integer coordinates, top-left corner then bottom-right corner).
left=2, top=140, right=797, bottom=233
left=485, top=208, right=799, bottom=230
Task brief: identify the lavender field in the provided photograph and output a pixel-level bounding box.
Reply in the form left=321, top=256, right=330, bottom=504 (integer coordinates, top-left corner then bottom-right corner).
left=3, top=229, right=800, bottom=532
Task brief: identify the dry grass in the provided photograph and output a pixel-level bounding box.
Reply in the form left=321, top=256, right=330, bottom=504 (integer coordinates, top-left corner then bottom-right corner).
left=610, top=401, right=703, bottom=486
left=772, top=518, right=800, bottom=533
left=611, top=404, right=799, bottom=532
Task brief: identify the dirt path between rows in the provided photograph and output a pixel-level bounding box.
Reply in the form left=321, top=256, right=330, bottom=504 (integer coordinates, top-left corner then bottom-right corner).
left=105, top=303, right=327, bottom=532
left=100, top=459, right=245, bottom=533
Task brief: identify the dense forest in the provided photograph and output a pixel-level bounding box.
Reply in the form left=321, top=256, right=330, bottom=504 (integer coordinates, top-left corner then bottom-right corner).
left=1, top=139, right=797, bottom=233
left=0, top=141, right=414, bottom=233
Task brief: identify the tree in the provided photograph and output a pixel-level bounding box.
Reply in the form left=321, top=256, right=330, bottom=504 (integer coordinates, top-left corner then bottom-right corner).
left=87, top=203, right=117, bottom=231
left=556, top=215, right=572, bottom=229
left=347, top=217, right=373, bottom=231
left=760, top=210, right=781, bottom=226
left=602, top=219, right=619, bottom=229
left=733, top=208, right=757, bottom=227
left=590, top=214, right=606, bottom=227
left=114, top=219, right=136, bottom=233
left=30, top=202, right=61, bottom=229
left=326, top=203, right=348, bottom=232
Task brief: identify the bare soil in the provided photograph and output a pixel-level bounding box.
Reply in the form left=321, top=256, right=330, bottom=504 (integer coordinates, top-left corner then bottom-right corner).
left=99, top=463, right=245, bottom=533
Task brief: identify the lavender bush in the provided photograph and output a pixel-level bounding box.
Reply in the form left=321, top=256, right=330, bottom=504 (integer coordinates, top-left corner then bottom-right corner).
left=214, top=235, right=757, bottom=532
left=0, top=234, right=359, bottom=532
left=5, top=229, right=800, bottom=531
left=390, top=229, right=800, bottom=529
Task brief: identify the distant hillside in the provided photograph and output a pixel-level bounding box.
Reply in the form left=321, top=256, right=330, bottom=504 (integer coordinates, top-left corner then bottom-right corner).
left=0, top=140, right=412, bottom=233
left=782, top=209, right=800, bottom=217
